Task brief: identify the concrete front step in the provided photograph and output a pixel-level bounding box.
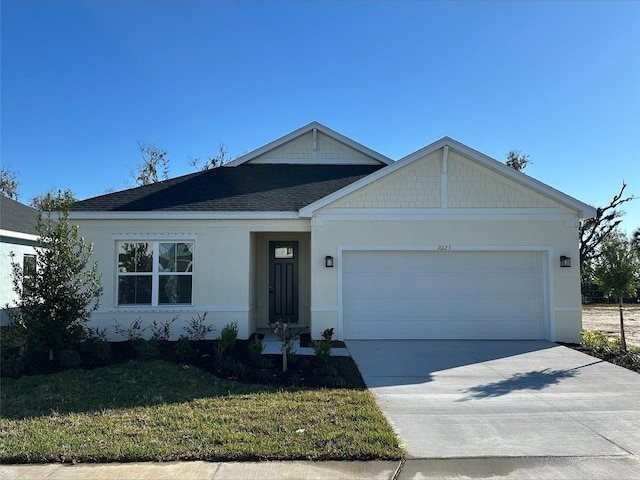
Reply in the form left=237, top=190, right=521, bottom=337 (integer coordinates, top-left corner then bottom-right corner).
left=262, top=334, right=350, bottom=357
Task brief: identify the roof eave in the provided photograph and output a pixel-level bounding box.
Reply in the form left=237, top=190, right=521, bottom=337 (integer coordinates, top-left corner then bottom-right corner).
left=300, top=136, right=597, bottom=219
left=68, top=211, right=304, bottom=221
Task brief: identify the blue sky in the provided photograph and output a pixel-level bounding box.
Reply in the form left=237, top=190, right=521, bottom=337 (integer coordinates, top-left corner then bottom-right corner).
left=2, top=1, right=639, bottom=233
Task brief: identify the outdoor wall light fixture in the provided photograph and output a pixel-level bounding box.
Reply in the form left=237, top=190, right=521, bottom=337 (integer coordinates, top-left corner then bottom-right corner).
left=560, top=256, right=571, bottom=268
left=325, top=256, right=334, bottom=268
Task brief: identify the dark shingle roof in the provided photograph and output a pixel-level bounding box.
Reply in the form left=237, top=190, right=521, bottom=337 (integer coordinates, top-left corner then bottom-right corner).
left=72, top=164, right=383, bottom=212
left=0, top=196, right=38, bottom=235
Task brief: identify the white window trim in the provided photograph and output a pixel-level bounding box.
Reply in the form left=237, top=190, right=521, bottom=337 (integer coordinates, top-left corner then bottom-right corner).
left=116, top=239, right=195, bottom=308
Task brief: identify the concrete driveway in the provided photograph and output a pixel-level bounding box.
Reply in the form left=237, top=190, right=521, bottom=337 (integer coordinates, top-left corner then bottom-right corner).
left=347, top=340, right=640, bottom=479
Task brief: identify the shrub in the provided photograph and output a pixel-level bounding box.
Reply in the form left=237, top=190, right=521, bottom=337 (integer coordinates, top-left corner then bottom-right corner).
left=149, top=316, right=178, bottom=341
left=59, top=349, right=82, bottom=368
left=215, top=356, right=249, bottom=378
left=78, top=336, right=110, bottom=366
left=183, top=312, right=214, bottom=340
left=1, top=350, right=24, bottom=378
left=113, top=317, right=146, bottom=340
left=131, top=338, right=160, bottom=361
left=322, top=375, right=346, bottom=388
left=312, top=328, right=334, bottom=371
left=248, top=335, right=265, bottom=362
left=322, top=328, right=335, bottom=342
left=86, top=326, right=108, bottom=341
left=174, top=336, right=196, bottom=362
left=312, top=339, right=332, bottom=357
left=215, top=321, right=238, bottom=358
left=80, top=328, right=110, bottom=363
left=581, top=329, right=612, bottom=351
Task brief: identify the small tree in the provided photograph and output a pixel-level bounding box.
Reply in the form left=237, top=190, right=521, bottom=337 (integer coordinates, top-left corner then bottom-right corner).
left=632, top=227, right=640, bottom=254
left=593, top=233, right=640, bottom=351
left=8, top=190, right=103, bottom=360
left=505, top=150, right=531, bottom=172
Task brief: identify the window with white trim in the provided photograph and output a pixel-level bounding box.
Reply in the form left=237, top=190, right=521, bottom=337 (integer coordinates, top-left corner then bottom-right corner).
left=117, top=241, right=194, bottom=306
left=23, top=253, right=37, bottom=294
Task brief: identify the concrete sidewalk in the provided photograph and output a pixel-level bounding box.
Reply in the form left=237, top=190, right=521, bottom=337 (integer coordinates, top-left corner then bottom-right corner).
left=0, top=460, right=400, bottom=480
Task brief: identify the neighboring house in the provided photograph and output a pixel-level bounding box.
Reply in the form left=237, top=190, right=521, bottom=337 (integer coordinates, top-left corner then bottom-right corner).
left=0, top=196, right=39, bottom=325
left=71, top=122, right=596, bottom=343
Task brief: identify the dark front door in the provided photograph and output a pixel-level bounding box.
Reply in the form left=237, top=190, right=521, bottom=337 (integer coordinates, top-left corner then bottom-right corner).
left=269, top=241, right=299, bottom=324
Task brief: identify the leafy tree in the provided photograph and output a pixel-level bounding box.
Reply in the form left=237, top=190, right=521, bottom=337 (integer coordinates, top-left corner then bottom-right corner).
left=505, top=150, right=531, bottom=172
left=29, top=188, right=77, bottom=210
left=593, top=233, right=640, bottom=351
left=132, top=142, right=170, bottom=185
left=189, top=144, right=233, bottom=171
left=580, top=182, right=636, bottom=284
left=7, top=190, right=103, bottom=360
left=0, top=166, right=20, bottom=200
left=632, top=227, right=640, bottom=254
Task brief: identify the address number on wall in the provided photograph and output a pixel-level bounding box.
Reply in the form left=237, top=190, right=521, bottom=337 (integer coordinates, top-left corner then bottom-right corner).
left=437, top=245, right=452, bottom=251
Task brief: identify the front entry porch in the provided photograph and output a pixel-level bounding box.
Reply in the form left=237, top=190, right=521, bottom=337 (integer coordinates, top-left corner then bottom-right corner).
left=249, top=232, right=311, bottom=335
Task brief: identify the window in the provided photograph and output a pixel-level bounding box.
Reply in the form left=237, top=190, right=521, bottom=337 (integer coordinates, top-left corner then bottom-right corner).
left=23, top=254, right=37, bottom=294
left=274, top=246, right=294, bottom=259
left=117, top=241, right=193, bottom=306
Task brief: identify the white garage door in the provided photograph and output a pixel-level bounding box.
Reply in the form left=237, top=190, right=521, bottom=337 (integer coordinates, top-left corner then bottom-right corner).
left=342, top=250, right=546, bottom=340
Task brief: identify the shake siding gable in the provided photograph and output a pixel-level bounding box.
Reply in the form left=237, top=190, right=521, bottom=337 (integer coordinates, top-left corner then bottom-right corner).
left=329, top=150, right=442, bottom=209
left=447, top=151, right=559, bottom=209
left=249, top=131, right=379, bottom=163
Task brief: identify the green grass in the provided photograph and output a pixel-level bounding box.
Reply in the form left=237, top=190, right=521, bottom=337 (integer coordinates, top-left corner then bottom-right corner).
left=0, top=360, right=402, bottom=463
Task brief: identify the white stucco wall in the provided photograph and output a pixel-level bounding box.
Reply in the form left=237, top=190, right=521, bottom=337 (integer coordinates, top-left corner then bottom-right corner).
left=75, top=218, right=310, bottom=340
left=309, top=218, right=581, bottom=342
left=308, top=146, right=584, bottom=343
left=73, top=145, right=588, bottom=344
left=0, top=237, right=39, bottom=325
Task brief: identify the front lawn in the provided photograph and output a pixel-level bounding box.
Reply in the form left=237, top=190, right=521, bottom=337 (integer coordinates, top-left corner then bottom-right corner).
left=0, top=360, right=402, bottom=463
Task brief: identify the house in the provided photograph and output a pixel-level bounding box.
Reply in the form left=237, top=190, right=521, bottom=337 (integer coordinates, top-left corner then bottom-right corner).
left=0, top=196, right=39, bottom=325
left=70, top=122, right=596, bottom=343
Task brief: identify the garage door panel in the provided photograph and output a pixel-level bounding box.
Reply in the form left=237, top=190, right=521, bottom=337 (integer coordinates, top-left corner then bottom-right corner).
left=342, top=251, right=546, bottom=340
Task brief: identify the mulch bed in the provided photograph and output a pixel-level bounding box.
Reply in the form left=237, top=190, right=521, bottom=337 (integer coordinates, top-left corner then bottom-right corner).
left=3, top=336, right=368, bottom=389
left=559, top=342, right=640, bottom=374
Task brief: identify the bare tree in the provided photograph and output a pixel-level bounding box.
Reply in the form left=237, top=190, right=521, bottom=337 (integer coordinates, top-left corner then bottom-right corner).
left=189, top=144, right=232, bottom=171
left=132, top=143, right=170, bottom=185
left=580, top=182, right=637, bottom=282
left=505, top=150, right=531, bottom=172
left=0, top=166, right=20, bottom=200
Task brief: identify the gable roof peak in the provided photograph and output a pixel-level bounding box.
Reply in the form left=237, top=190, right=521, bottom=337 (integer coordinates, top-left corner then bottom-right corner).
left=225, top=122, right=393, bottom=167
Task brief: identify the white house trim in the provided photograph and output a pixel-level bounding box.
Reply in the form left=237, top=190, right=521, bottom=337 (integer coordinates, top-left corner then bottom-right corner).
left=245, top=157, right=385, bottom=166
left=70, top=211, right=302, bottom=220
left=100, top=305, right=251, bottom=314
left=311, top=208, right=579, bottom=225
left=0, top=229, right=39, bottom=242
left=111, top=233, right=199, bottom=240
left=299, top=137, right=596, bottom=219
left=225, top=121, right=393, bottom=167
